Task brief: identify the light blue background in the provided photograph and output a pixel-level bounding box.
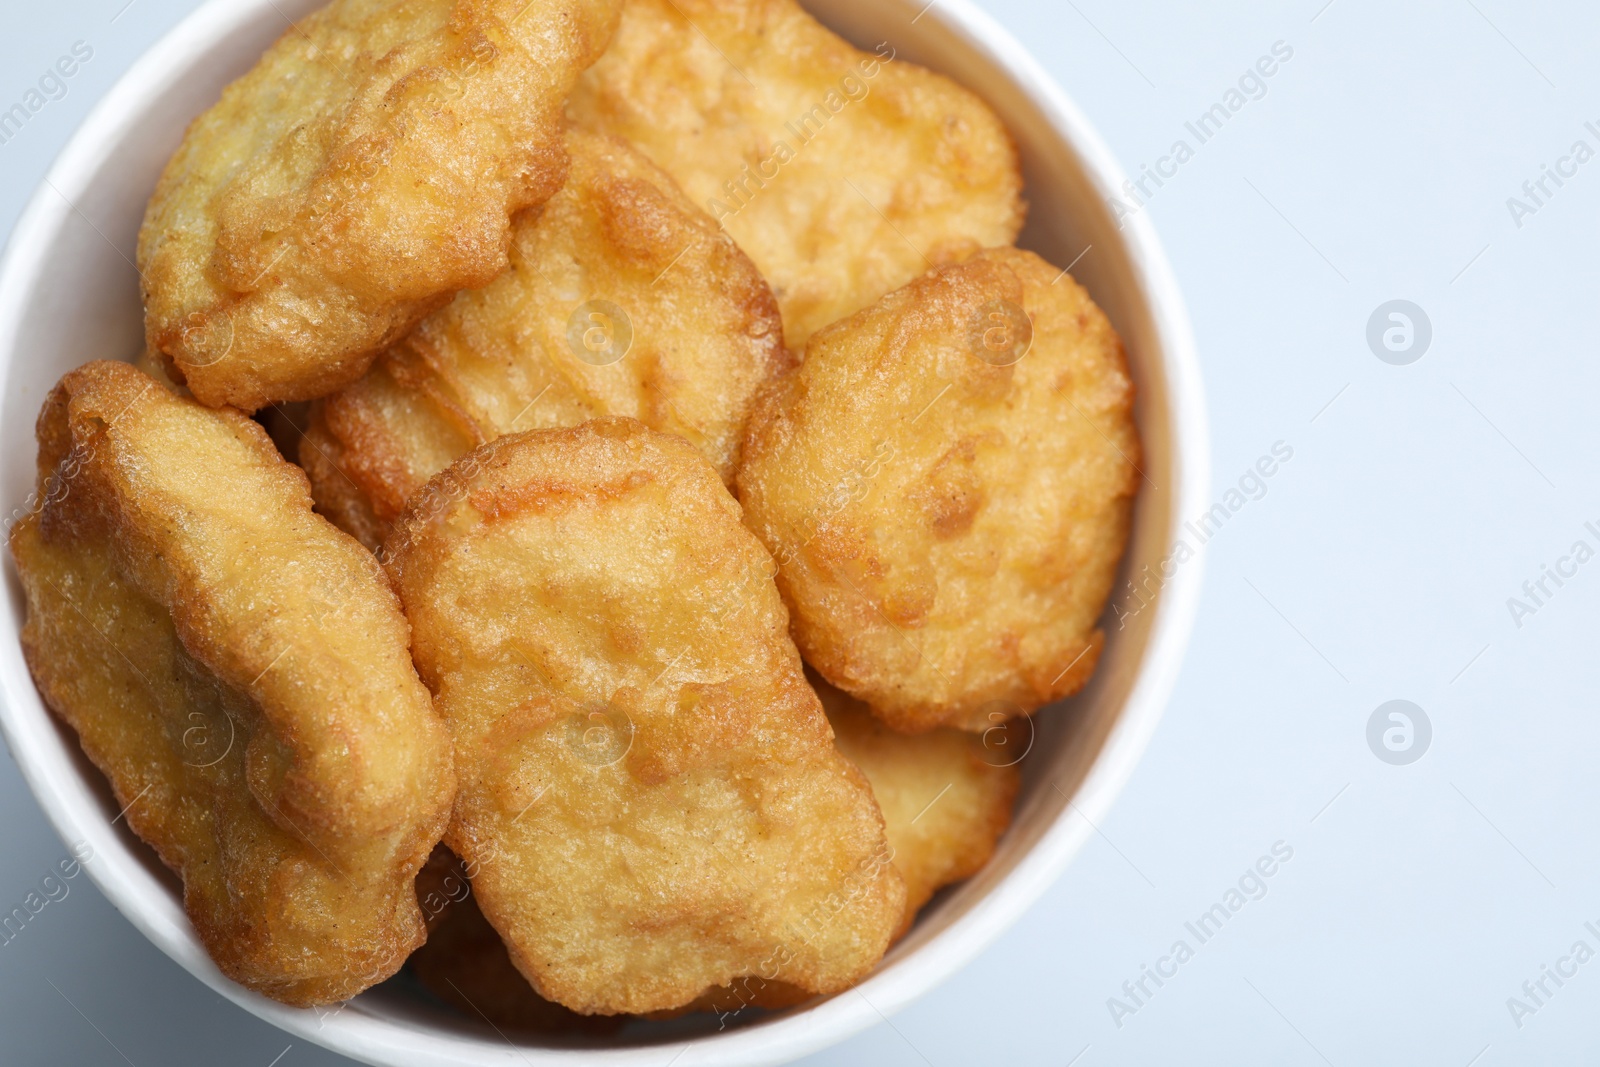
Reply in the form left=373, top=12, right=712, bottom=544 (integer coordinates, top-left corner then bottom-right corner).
left=3, top=1, right=1597, bottom=1064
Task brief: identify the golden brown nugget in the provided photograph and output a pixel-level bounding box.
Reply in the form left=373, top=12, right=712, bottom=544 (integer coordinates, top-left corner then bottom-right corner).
left=411, top=846, right=792, bottom=1028
left=384, top=418, right=904, bottom=1015
left=816, top=678, right=1018, bottom=935
left=139, top=0, right=622, bottom=411
left=303, top=129, right=787, bottom=549
left=136, top=350, right=317, bottom=467
left=10, top=361, right=454, bottom=1006
left=737, top=248, right=1140, bottom=733
left=410, top=847, right=621, bottom=1034
left=569, top=0, right=1024, bottom=350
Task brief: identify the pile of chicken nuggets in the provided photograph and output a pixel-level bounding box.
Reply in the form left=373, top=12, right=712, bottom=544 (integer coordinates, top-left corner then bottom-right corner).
left=11, top=0, right=1140, bottom=1030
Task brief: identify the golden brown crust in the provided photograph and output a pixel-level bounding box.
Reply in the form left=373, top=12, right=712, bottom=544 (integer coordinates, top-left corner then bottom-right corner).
left=9, top=361, right=455, bottom=1006
left=410, top=845, right=801, bottom=1027
left=816, top=677, right=1018, bottom=936
left=300, top=406, right=397, bottom=552
left=736, top=248, right=1140, bottom=732
left=139, top=0, right=623, bottom=411
left=411, top=892, right=627, bottom=1034
left=384, top=418, right=904, bottom=1015
left=304, top=128, right=789, bottom=548
left=409, top=847, right=622, bottom=1034
left=652, top=976, right=812, bottom=1023
left=569, top=0, right=1024, bottom=349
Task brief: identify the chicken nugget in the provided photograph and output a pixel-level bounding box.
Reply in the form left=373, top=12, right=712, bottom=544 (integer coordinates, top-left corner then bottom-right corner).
left=816, top=677, right=1018, bottom=936
left=384, top=417, right=904, bottom=1015
left=10, top=361, right=454, bottom=1006
left=410, top=846, right=795, bottom=1028
left=409, top=846, right=621, bottom=1034
left=568, top=0, right=1024, bottom=351
left=737, top=248, right=1140, bottom=733
left=302, top=128, right=788, bottom=549
left=139, top=0, right=623, bottom=411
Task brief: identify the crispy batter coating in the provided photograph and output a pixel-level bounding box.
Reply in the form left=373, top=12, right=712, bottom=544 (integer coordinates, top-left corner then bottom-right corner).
left=816, top=677, right=1018, bottom=935
left=568, top=0, right=1024, bottom=350
left=384, top=418, right=904, bottom=1015
left=628, top=676, right=1024, bottom=1018
left=9, top=361, right=454, bottom=1006
left=410, top=847, right=621, bottom=1034
left=138, top=0, right=622, bottom=411
left=737, top=248, right=1140, bottom=732
left=303, top=128, right=788, bottom=549
left=410, top=846, right=803, bottom=1027
left=674, top=977, right=812, bottom=1020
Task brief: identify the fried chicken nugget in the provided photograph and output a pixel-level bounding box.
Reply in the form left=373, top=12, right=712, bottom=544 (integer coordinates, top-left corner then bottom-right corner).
left=410, top=847, right=621, bottom=1034
left=737, top=248, right=1140, bottom=733
left=9, top=361, right=454, bottom=1006
left=568, top=0, right=1024, bottom=350
left=384, top=418, right=905, bottom=1015
left=138, top=0, right=622, bottom=411
left=410, top=846, right=801, bottom=1027
left=637, top=672, right=1025, bottom=1018
left=815, top=678, right=1018, bottom=935
left=302, top=128, right=788, bottom=549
